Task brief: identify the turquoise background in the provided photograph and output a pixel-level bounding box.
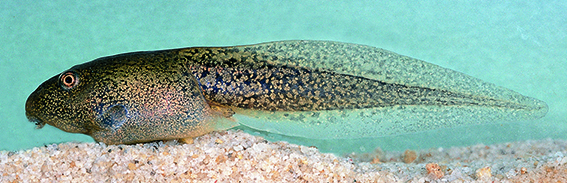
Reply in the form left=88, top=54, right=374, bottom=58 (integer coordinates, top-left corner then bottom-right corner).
left=1, top=1, right=565, bottom=155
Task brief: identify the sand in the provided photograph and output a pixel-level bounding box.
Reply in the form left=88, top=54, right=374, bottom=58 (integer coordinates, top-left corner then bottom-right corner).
left=1, top=130, right=566, bottom=182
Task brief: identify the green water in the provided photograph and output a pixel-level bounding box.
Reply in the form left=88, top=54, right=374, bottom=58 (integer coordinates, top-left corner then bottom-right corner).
left=1, top=1, right=565, bottom=155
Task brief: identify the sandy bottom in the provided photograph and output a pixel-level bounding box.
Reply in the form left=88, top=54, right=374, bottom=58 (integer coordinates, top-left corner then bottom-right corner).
left=1, top=130, right=566, bottom=182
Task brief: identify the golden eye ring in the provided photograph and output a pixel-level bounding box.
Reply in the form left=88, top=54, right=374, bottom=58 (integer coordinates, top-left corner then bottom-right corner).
left=59, top=71, right=79, bottom=90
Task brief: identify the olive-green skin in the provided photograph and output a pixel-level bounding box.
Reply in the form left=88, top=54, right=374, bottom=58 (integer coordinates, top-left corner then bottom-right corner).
left=25, top=40, right=548, bottom=144
left=26, top=51, right=215, bottom=144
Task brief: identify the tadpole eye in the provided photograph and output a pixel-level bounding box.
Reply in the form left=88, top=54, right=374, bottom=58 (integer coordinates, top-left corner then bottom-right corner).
left=59, top=71, right=79, bottom=90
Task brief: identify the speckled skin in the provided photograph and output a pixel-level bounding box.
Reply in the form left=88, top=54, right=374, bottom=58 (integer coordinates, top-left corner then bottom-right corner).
left=25, top=40, right=548, bottom=144
left=26, top=51, right=216, bottom=144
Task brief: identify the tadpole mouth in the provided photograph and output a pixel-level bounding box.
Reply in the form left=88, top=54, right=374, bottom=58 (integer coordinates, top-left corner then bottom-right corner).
left=26, top=114, right=46, bottom=129
left=25, top=89, right=47, bottom=129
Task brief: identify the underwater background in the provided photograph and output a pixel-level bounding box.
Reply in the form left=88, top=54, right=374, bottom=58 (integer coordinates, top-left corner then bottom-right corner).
left=1, top=0, right=565, bottom=155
